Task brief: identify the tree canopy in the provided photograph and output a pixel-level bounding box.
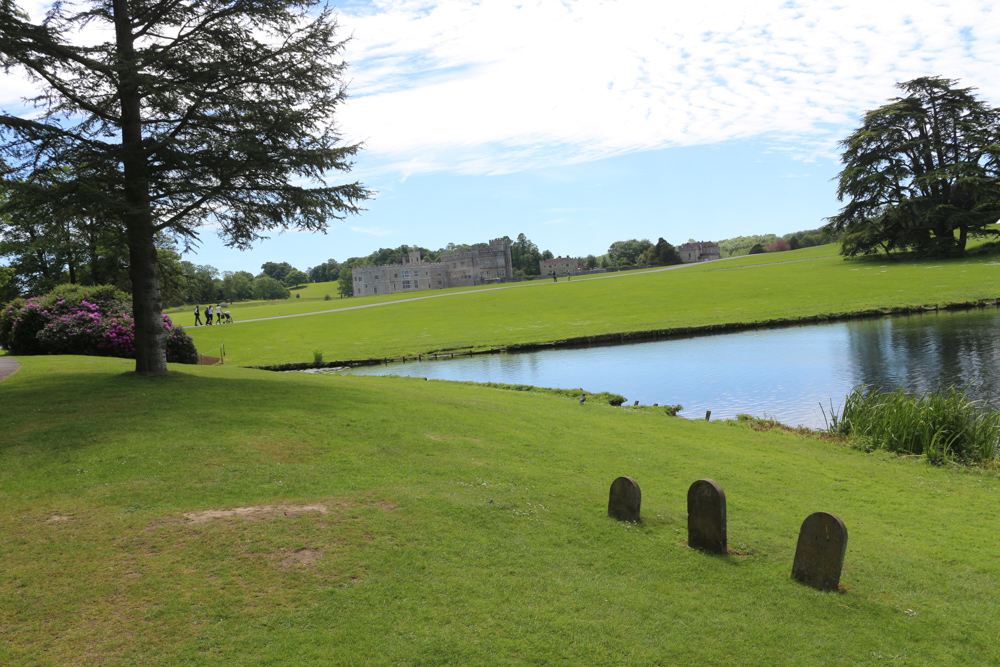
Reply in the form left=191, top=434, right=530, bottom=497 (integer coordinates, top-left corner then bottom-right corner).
left=607, top=239, right=652, bottom=267
left=639, top=238, right=680, bottom=266
left=0, top=0, right=370, bottom=371
left=825, top=77, right=1000, bottom=258
left=508, top=234, right=543, bottom=276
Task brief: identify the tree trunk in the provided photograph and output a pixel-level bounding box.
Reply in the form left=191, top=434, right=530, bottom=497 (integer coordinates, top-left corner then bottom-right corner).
left=127, top=221, right=166, bottom=373
left=114, top=0, right=167, bottom=373
left=957, top=224, right=968, bottom=252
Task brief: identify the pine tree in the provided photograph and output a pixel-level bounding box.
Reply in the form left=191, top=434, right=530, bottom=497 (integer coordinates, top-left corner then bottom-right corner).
left=0, top=0, right=371, bottom=372
left=826, top=77, right=1000, bottom=258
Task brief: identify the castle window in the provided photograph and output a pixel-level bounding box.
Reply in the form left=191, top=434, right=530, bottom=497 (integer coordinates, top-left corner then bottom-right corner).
left=402, top=280, right=412, bottom=289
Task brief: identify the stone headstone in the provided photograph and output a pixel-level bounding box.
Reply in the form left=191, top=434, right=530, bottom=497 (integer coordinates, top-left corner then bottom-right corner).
left=608, top=476, right=641, bottom=522
left=792, top=512, right=848, bottom=592
left=687, top=479, right=727, bottom=554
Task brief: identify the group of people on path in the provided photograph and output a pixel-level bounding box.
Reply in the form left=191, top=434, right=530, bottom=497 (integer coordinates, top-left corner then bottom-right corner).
left=194, top=304, right=231, bottom=326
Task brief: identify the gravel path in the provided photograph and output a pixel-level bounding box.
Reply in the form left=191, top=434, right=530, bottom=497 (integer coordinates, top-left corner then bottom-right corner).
left=0, top=356, right=20, bottom=382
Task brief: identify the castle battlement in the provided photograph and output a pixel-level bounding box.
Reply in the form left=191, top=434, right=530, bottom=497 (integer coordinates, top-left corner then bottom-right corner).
left=353, top=238, right=513, bottom=297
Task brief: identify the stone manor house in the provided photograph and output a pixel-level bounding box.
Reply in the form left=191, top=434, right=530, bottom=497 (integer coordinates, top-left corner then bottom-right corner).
left=352, top=238, right=514, bottom=297
left=679, top=241, right=721, bottom=263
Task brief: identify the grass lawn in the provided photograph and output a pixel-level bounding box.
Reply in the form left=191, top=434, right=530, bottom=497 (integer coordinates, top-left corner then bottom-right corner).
left=184, top=244, right=1000, bottom=366
left=2, top=356, right=999, bottom=664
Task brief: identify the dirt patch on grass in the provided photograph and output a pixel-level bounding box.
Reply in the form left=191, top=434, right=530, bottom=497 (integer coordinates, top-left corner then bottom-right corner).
left=198, top=355, right=221, bottom=365
left=276, top=547, right=324, bottom=570
left=182, top=503, right=330, bottom=524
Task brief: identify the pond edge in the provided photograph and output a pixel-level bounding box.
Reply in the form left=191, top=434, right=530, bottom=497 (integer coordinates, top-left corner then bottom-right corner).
left=244, top=299, right=1000, bottom=372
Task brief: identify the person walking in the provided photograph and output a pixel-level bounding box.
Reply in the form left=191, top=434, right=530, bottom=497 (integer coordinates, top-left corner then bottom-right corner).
left=206, top=304, right=213, bottom=325
left=216, top=304, right=223, bottom=324
left=194, top=305, right=202, bottom=326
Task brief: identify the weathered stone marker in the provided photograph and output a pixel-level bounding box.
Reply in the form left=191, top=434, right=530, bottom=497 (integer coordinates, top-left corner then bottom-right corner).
left=608, top=476, right=641, bottom=522
left=687, top=479, right=727, bottom=554
left=791, top=512, right=848, bottom=592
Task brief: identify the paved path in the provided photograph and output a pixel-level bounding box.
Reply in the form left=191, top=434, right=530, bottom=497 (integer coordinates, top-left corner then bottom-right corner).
left=185, top=254, right=837, bottom=330
left=0, top=356, right=20, bottom=382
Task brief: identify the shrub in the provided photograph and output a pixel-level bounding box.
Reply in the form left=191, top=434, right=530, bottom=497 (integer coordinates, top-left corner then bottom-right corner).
left=165, top=318, right=199, bottom=364
left=0, top=284, right=198, bottom=364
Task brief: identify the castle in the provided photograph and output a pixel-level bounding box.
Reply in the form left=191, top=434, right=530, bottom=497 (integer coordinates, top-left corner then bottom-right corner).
left=351, top=238, right=514, bottom=297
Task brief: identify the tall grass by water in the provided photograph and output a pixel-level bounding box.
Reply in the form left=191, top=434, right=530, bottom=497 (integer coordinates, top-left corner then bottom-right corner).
left=828, top=385, right=1000, bottom=464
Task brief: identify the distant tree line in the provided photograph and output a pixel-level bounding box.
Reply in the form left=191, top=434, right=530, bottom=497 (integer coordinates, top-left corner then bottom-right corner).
left=1, top=223, right=843, bottom=310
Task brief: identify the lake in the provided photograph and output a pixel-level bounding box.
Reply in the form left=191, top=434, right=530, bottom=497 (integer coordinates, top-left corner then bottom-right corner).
left=342, top=308, right=1000, bottom=428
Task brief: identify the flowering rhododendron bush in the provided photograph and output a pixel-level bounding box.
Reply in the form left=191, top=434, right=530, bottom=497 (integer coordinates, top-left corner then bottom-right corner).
left=0, top=284, right=198, bottom=363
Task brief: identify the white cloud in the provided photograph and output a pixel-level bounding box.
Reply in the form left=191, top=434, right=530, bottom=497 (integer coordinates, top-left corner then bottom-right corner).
left=4, top=0, right=996, bottom=180
left=336, top=0, right=1000, bottom=175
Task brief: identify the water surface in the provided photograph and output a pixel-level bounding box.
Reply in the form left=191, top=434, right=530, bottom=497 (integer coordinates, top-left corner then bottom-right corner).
left=343, top=309, right=1000, bottom=428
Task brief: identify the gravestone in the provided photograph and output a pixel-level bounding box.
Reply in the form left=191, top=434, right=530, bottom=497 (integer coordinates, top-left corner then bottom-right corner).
left=687, top=479, right=727, bottom=554
left=791, top=512, right=848, bottom=592
left=608, top=476, right=641, bottom=522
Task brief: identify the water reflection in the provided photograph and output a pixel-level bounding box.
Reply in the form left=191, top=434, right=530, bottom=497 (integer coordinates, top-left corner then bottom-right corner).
left=344, top=309, right=1000, bottom=429
left=846, top=311, right=1000, bottom=403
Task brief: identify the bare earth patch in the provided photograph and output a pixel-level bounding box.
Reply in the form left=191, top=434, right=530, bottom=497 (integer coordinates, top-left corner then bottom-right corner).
left=276, top=548, right=324, bottom=570
left=182, top=504, right=330, bottom=524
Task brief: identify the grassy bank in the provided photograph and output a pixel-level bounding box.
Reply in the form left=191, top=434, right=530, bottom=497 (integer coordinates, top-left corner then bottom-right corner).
left=183, top=244, right=1000, bottom=366
left=2, top=356, right=1000, bottom=664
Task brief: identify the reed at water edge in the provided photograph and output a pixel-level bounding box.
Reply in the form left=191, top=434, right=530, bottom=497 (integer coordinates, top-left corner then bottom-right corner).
left=827, top=385, right=1000, bottom=465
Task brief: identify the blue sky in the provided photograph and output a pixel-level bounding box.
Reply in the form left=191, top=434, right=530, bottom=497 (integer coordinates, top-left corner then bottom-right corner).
left=5, top=0, right=1000, bottom=274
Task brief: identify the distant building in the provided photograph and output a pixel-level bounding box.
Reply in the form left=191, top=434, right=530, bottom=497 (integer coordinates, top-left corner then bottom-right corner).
left=352, top=238, right=513, bottom=297
left=540, top=256, right=587, bottom=275
left=679, top=241, right=721, bottom=263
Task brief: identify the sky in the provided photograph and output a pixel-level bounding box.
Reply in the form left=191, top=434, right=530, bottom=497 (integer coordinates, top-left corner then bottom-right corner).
left=4, top=0, right=1000, bottom=274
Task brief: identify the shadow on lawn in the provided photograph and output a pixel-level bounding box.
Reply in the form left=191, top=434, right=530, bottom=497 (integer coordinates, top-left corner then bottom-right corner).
left=0, top=363, right=377, bottom=456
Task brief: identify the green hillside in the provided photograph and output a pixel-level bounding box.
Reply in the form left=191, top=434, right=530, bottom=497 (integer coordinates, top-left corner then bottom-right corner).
left=2, top=356, right=998, bottom=664
left=185, top=244, right=1000, bottom=366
